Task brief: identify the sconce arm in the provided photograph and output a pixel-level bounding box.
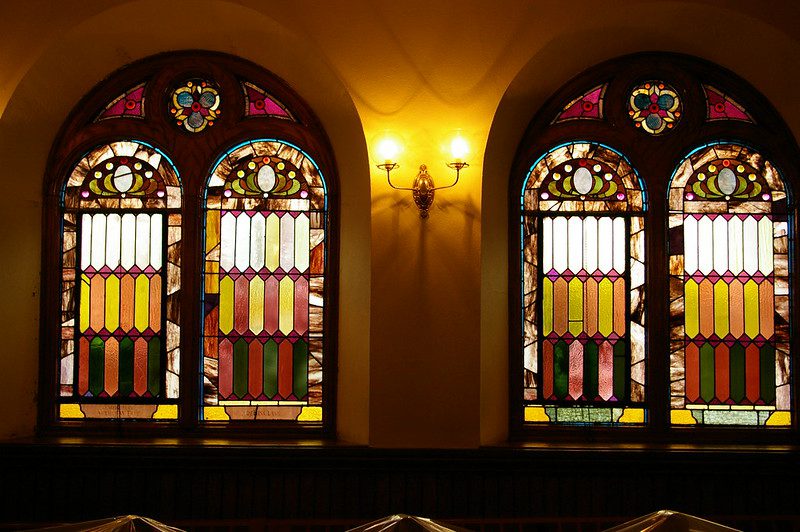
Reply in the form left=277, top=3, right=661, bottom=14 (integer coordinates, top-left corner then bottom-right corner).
left=433, top=162, right=469, bottom=191
left=378, top=163, right=416, bottom=191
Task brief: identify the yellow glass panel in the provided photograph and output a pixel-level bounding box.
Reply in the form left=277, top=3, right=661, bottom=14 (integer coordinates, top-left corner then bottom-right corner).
left=219, top=275, right=234, bottom=334
left=104, top=275, right=120, bottom=332
left=765, top=411, right=791, bottom=426
left=134, top=275, right=150, bottom=331
left=618, top=408, right=645, bottom=423
left=542, top=278, right=553, bottom=335
left=297, top=406, right=322, bottom=421
left=59, top=404, right=85, bottom=419
left=206, top=211, right=220, bottom=252
left=279, top=276, right=294, bottom=334
left=743, top=279, right=759, bottom=338
left=80, top=273, right=90, bottom=333
left=153, top=404, right=178, bottom=419
left=204, top=262, right=219, bottom=294
left=598, top=278, right=613, bottom=336
left=265, top=213, right=280, bottom=271
left=249, top=276, right=265, bottom=334
left=713, top=280, right=729, bottom=337
left=203, top=406, right=230, bottom=420
left=568, top=278, right=583, bottom=336
left=671, top=409, right=697, bottom=425
left=684, top=280, right=699, bottom=338
left=524, top=406, right=551, bottom=422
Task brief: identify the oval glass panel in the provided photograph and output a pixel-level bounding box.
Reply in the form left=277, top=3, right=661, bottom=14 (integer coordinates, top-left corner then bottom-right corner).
left=257, top=164, right=276, bottom=192
left=573, top=167, right=593, bottom=194
left=717, top=167, right=737, bottom=195
left=113, top=165, right=134, bottom=193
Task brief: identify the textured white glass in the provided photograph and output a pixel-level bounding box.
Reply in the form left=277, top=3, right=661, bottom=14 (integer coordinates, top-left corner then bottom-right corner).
left=91, top=214, right=107, bottom=269
left=105, top=214, right=121, bottom=269
left=295, top=213, right=310, bottom=272
left=568, top=216, right=583, bottom=273
left=697, top=216, right=714, bottom=275
left=134, top=213, right=151, bottom=269
left=583, top=216, right=598, bottom=273
left=249, top=213, right=266, bottom=271
left=280, top=214, right=295, bottom=271
left=542, top=218, right=553, bottom=273
left=220, top=212, right=236, bottom=272
left=597, top=217, right=613, bottom=273
left=150, top=214, right=163, bottom=270
left=683, top=216, right=698, bottom=274
left=235, top=214, right=251, bottom=271
left=758, top=216, right=774, bottom=274
left=713, top=215, right=728, bottom=273
left=743, top=216, right=759, bottom=275
left=552, top=217, right=568, bottom=273
left=80, top=213, right=92, bottom=270
left=120, top=213, right=136, bottom=269
left=613, top=217, right=625, bottom=273
left=727, top=216, right=743, bottom=274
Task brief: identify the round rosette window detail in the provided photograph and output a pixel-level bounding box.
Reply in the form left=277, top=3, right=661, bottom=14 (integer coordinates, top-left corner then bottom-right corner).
left=628, top=81, right=682, bottom=135
left=170, top=79, right=221, bottom=133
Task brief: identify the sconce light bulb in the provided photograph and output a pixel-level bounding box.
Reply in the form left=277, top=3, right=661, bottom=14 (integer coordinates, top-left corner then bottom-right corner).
left=450, top=135, right=469, bottom=163
left=377, top=138, right=400, bottom=164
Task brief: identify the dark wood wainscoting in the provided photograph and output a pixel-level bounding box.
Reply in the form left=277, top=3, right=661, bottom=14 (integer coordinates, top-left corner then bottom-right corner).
left=1, top=441, right=798, bottom=530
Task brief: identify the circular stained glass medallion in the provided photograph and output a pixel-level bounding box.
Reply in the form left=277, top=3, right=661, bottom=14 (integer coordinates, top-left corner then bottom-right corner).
left=170, top=79, right=221, bottom=133
left=628, top=81, right=681, bottom=135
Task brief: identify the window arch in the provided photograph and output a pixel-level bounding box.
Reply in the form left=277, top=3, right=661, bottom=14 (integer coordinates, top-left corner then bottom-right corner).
left=41, top=52, right=337, bottom=432
left=511, top=53, right=798, bottom=435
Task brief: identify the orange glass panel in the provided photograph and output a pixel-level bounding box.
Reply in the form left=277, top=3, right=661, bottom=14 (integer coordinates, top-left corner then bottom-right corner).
left=120, top=275, right=135, bottom=331
left=90, top=275, right=105, bottom=332
left=728, top=280, right=744, bottom=338
left=686, top=342, right=700, bottom=402
left=745, top=343, right=760, bottom=403
left=553, top=277, right=568, bottom=335
left=714, top=343, right=729, bottom=402
left=613, top=278, right=626, bottom=334
left=584, top=278, right=598, bottom=336
left=149, top=275, right=161, bottom=332
left=134, top=337, right=148, bottom=396
left=759, top=281, right=774, bottom=338
left=542, top=341, right=554, bottom=399
left=104, top=339, right=119, bottom=396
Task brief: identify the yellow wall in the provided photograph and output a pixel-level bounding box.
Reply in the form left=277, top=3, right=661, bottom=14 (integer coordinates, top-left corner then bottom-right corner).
left=0, top=0, right=798, bottom=446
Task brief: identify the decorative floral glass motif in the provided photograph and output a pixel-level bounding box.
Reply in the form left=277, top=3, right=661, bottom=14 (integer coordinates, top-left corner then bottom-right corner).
left=59, top=140, right=182, bottom=420
left=170, top=79, right=221, bottom=133
left=628, top=81, right=681, bottom=134
left=553, top=84, right=606, bottom=123
left=242, top=81, right=294, bottom=120
left=202, top=139, right=326, bottom=423
left=95, top=83, right=145, bottom=121
left=521, top=142, right=647, bottom=425
left=703, top=85, right=754, bottom=123
left=668, top=143, right=791, bottom=426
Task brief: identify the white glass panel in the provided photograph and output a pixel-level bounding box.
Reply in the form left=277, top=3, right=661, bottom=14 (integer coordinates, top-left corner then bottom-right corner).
left=743, top=216, right=759, bottom=275
left=697, top=216, right=714, bottom=275
left=280, top=214, right=295, bottom=271
left=583, top=216, right=598, bottom=273
left=683, top=216, right=698, bottom=274
left=249, top=213, right=266, bottom=271
left=120, top=213, right=136, bottom=269
left=552, top=217, right=568, bottom=274
left=568, top=216, right=583, bottom=273
left=712, top=215, right=728, bottom=274
left=235, top=214, right=251, bottom=271
left=150, top=214, right=163, bottom=270
left=727, top=216, right=743, bottom=274
left=597, top=217, right=613, bottom=274
left=105, top=214, right=121, bottom=269
left=613, top=217, right=625, bottom=273
left=80, top=213, right=92, bottom=270
left=758, top=216, right=774, bottom=274
left=90, top=214, right=106, bottom=269
left=134, top=213, right=151, bottom=269
left=542, top=217, right=553, bottom=273
left=295, top=213, right=310, bottom=272
left=219, top=212, right=236, bottom=271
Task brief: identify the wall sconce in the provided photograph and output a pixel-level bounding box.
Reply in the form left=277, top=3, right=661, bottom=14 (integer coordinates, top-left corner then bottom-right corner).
left=376, top=135, right=469, bottom=218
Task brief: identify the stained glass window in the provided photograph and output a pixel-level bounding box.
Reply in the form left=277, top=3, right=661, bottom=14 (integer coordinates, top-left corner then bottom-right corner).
left=628, top=81, right=681, bottom=134
left=703, top=85, right=754, bottom=123
left=553, top=84, right=606, bottom=123
left=242, top=81, right=295, bottom=120
left=58, top=140, right=182, bottom=420
left=95, top=83, right=145, bottom=121
left=668, top=143, right=791, bottom=426
left=521, top=142, right=647, bottom=425
left=202, top=140, right=326, bottom=423
left=170, top=79, right=221, bottom=132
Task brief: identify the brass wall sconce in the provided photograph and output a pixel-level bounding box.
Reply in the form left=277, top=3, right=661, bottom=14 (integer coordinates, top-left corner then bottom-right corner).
left=376, top=135, right=469, bottom=218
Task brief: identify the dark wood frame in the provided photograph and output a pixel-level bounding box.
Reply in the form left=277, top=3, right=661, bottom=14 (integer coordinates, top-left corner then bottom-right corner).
left=509, top=52, right=800, bottom=443
left=38, top=51, right=339, bottom=437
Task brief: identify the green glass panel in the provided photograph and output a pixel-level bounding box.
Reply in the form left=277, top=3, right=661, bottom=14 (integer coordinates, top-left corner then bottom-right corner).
left=583, top=341, right=599, bottom=400
left=613, top=341, right=626, bottom=400
left=233, top=338, right=249, bottom=399
left=760, top=344, right=776, bottom=404
left=293, top=339, right=308, bottom=399
left=119, top=337, right=134, bottom=396
left=147, top=337, right=160, bottom=397
left=89, top=337, right=104, bottom=397
left=700, top=343, right=715, bottom=403
left=263, top=339, right=278, bottom=398
left=729, top=343, right=745, bottom=403
left=553, top=340, right=569, bottom=400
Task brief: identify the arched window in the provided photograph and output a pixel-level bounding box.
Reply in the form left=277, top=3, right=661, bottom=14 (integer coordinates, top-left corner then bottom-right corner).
left=41, top=52, right=337, bottom=432
left=511, top=53, right=798, bottom=434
